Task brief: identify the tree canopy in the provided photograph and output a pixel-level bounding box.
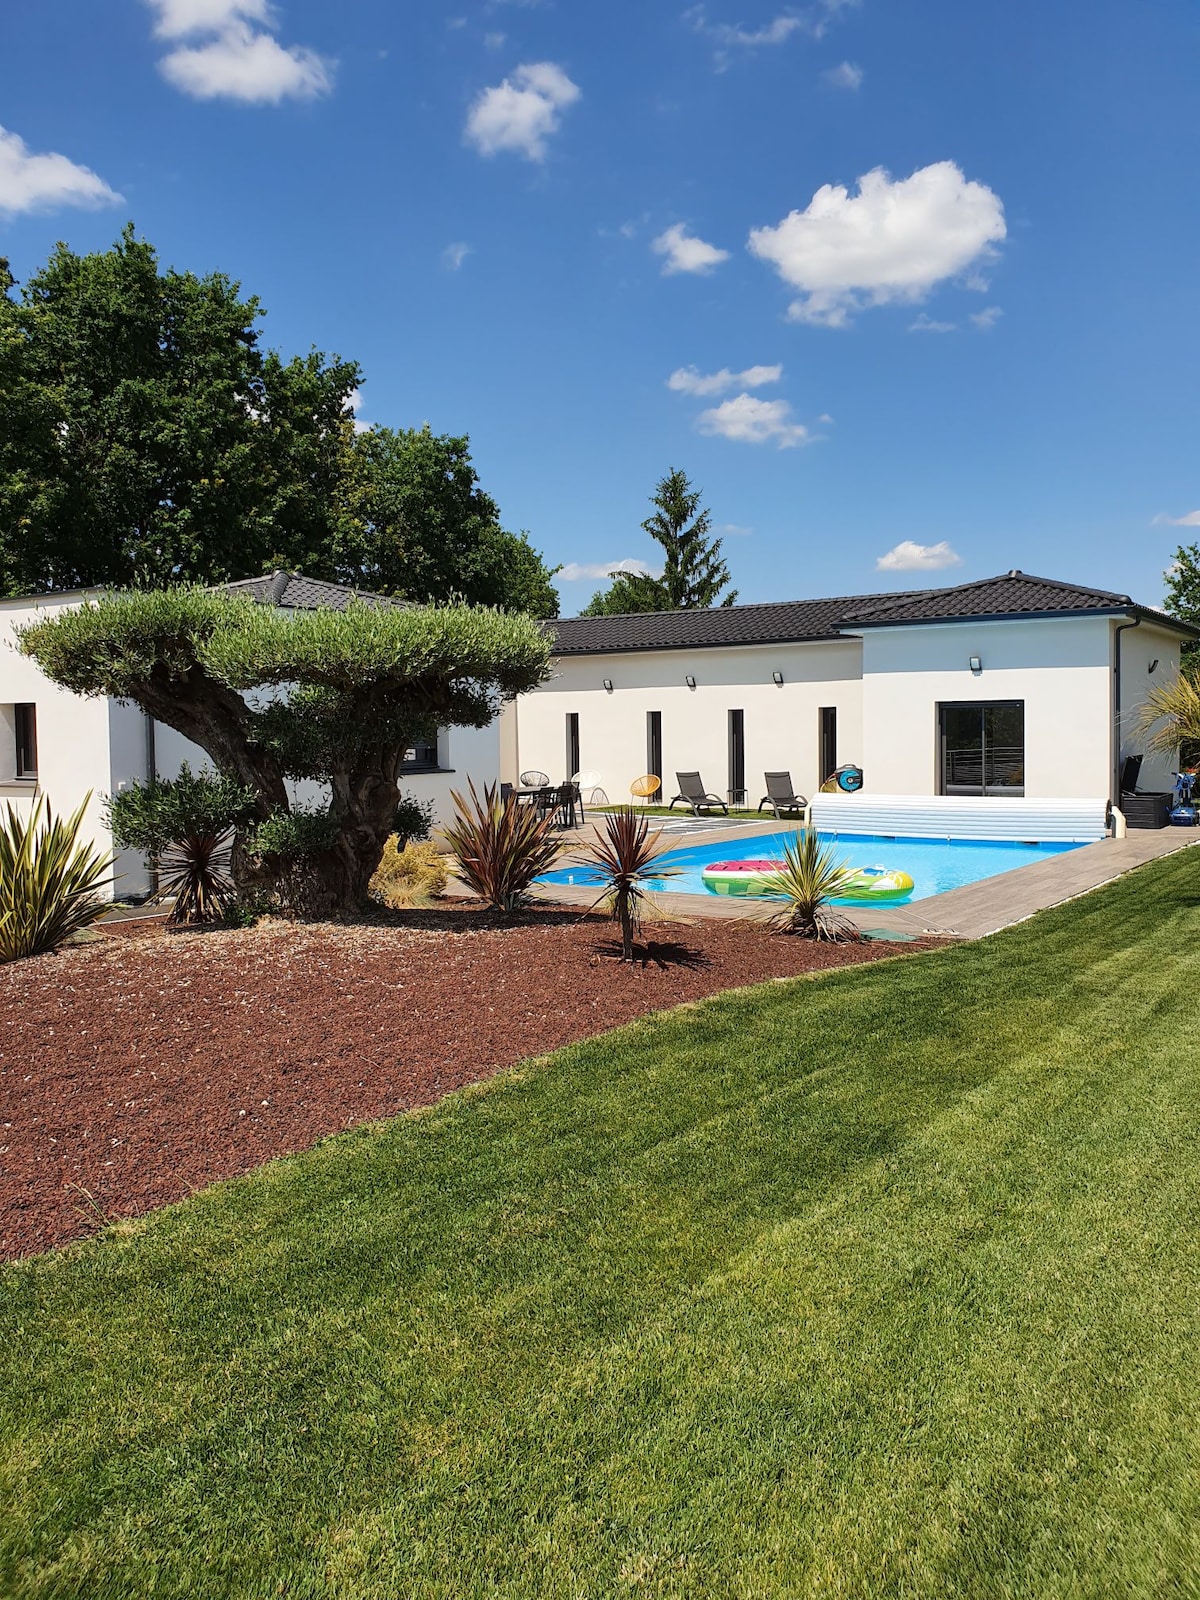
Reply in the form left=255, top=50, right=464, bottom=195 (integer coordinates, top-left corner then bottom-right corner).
left=0, top=228, right=559, bottom=616
left=1165, top=542, right=1200, bottom=666
left=19, top=588, right=551, bottom=917
left=581, top=469, right=737, bottom=617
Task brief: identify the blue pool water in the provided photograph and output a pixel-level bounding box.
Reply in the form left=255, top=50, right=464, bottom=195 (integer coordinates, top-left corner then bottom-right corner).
left=540, top=830, right=1083, bottom=904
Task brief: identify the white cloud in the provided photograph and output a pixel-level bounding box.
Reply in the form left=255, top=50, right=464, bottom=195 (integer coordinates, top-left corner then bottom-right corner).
left=652, top=222, right=730, bottom=276
left=144, top=0, right=271, bottom=36
left=876, top=539, right=962, bottom=572
left=697, top=393, right=811, bottom=448
left=748, top=160, right=1007, bottom=327
left=442, top=241, right=472, bottom=270
left=970, top=305, right=1003, bottom=330
left=346, top=388, right=372, bottom=434
left=465, top=62, right=580, bottom=161
left=823, top=60, right=862, bottom=88
left=159, top=24, right=332, bottom=101
left=667, top=362, right=782, bottom=396
left=715, top=522, right=753, bottom=536
left=0, top=126, right=121, bottom=218
left=909, top=312, right=956, bottom=333
left=558, top=558, right=659, bottom=582
left=484, top=31, right=507, bottom=51
left=685, top=1, right=857, bottom=59
left=1153, top=511, right=1200, bottom=527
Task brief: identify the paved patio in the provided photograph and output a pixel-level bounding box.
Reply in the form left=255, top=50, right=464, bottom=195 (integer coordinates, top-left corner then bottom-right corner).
left=531, top=815, right=1200, bottom=940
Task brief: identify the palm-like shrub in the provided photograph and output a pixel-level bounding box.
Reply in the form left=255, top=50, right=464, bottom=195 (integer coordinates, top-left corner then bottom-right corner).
left=107, top=764, right=255, bottom=926
left=443, top=780, right=562, bottom=913
left=1139, top=671, right=1200, bottom=759
left=760, top=829, right=861, bottom=942
left=0, top=796, right=112, bottom=961
left=573, top=806, right=677, bottom=960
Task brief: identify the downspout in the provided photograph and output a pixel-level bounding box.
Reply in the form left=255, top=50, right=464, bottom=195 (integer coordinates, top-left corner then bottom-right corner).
left=1112, top=613, right=1141, bottom=818
left=144, top=711, right=159, bottom=899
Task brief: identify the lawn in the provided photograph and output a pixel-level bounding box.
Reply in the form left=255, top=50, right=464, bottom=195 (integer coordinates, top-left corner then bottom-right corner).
left=3, top=850, right=1200, bottom=1597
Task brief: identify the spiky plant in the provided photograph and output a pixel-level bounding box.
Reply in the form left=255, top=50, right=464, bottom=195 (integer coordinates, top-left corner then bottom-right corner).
left=0, top=796, right=112, bottom=961
left=158, top=834, right=237, bottom=925
left=573, top=806, right=678, bottom=961
left=1138, top=671, right=1200, bottom=758
left=443, top=780, right=563, bottom=913
left=760, top=829, right=861, bottom=942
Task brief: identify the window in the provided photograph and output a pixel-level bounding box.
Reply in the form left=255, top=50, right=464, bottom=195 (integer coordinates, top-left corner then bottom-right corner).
left=819, top=706, right=837, bottom=784
left=646, top=711, right=662, bottom=784
left=727, top=709, right=745, bottom=805
left=400, top=736, right=439, bottom=772
left=14, top=704, right=37, bottom=779
left=566, top=713, right=580, bottom=780
left=939, top=701, right=1025, bottom=796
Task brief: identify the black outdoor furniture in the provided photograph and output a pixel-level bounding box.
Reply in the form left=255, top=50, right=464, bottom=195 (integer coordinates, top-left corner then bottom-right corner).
left=758, top=771, right=809, bottom=820
left=1120, top=756, right=1171, bottom=829
left=519, top=770, right=549, bottom=787
left=669, top=773, right=728, bottom=816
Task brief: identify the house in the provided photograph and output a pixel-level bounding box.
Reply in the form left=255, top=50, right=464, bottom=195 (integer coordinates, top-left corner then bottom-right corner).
left=503, top=571, right=1196, bottom=826
left=0, top=573, right=498, bottom=898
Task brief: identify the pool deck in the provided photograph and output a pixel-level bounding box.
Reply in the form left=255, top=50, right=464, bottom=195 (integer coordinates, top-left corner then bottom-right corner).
left=529, top=817, right=1200, bottom=940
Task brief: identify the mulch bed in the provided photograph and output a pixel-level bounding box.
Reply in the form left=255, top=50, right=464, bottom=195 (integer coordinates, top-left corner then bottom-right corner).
left=0, top=906, right=926, bottom=1261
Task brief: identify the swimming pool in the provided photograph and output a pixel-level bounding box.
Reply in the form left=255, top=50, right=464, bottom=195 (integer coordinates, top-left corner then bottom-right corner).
left=540, top=830, right=1084, bottom=905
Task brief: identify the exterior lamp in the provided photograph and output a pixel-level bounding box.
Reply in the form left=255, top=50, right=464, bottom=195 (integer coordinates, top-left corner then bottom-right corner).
left=1149, top=659, right=1159, bottom=675
left=968, top=655, right=983, bottom=675
left=602, top=678, right=614, bottom=692
left=685, top=674, right=697, bottom=690
left=772, top=671, right=784, bottom=686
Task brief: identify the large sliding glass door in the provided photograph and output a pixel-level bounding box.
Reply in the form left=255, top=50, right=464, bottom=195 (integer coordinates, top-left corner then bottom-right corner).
left=939, top=701, right=1025, bottom=796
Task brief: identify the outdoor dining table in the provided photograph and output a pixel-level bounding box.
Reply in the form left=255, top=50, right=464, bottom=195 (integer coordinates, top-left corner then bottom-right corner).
left=511, top=785, right=578, bottom=827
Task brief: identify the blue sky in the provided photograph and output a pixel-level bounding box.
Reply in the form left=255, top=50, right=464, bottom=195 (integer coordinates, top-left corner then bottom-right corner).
left=1, top=0, right=1198, bottom=614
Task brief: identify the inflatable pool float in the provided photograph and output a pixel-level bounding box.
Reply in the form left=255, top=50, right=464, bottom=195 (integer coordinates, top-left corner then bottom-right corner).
left=833, top=865, right=915, bottom=904
left=700, top=859, right=915, bottom=902
left=700, top=860, right=783, bottom=897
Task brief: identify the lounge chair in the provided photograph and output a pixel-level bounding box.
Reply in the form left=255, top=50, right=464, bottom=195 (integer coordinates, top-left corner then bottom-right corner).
left=669, top=772, right=728, bottom=816
left=758, top=771, right=809, bottom=821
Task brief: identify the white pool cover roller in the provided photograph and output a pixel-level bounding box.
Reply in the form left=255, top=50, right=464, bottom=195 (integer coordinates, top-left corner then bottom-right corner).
left=809, top=794, right=1111, bottom=843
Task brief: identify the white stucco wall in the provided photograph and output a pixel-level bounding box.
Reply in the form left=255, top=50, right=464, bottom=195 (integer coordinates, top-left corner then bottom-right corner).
left=858, top=616, right=1116, bottom=800
left=1117, top=621, right=1182, bottom=793
left=509, top=639, right=863, bottom=805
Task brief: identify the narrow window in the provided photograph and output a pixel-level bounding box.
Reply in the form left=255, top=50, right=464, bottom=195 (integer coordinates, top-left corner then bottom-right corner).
left=566, top=712, right=580, bottom=780
left=819, top=706, right=837, bottom=784
left=646, top=711, right=662, bottom=785
left=939, top=701, right=1025, bottom=796
left=727, top=709, right=745, bottom=805
left=14, top=704, right=37, bottom=779
left=400, top=735, right=439, bottom=771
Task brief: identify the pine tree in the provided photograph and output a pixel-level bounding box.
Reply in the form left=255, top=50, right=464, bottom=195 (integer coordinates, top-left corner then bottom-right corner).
left=581, top=469, right=737, bottom=616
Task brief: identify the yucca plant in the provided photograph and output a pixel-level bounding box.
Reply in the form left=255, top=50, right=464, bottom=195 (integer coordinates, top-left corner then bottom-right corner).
left=0, top=795, right=113, bottom=961
left=573, top=806, right=678, bottom=961
left=760, top=829, right=861, bottom=942
left=107, top=764, right=254, bottom=926
left=1139, top=671, right=1200, bottom=762
left=443, top=780, right=563, bottom=913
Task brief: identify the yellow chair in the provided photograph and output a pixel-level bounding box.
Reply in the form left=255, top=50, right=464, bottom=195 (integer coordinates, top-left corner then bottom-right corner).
left=630, top=774, right=662, bottom=805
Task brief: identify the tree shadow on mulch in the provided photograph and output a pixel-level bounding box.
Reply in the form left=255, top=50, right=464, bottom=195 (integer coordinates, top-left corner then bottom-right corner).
left=589, top=937, right=711, bottom=971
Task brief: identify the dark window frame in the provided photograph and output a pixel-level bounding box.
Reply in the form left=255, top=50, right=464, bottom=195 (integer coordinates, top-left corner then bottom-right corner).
left=400, top=734, right=441, bottom=773
left=646, top=710, right=662, bottom=785
left=727, top=709, right=745, bottom=805
left=14, top=703, right=37, bottom=780
left=565, top=712, right=580, bottom=780
left=819, top=706, right=837, bottom=785
left=938, top=700, right=1025, bottom=797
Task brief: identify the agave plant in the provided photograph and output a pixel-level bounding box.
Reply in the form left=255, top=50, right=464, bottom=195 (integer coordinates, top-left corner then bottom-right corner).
left=0, top=795, right=113, bottom=961
left=760, top=829, right=861, bottom=942
left=573, top=806, right=678, bottom=961
left=443, top=780, right=563, bottom=913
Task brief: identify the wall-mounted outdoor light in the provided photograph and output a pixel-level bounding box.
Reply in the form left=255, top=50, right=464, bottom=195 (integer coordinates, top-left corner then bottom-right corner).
left=968, top=655, right=983, bottom=675
left=685, top=674, right=697, bottom=690
left=602, top=678, right=614, bottom=693
left=1149, top=659, right=1159, bottom=675
left=772, top=670, right=784, bottom=687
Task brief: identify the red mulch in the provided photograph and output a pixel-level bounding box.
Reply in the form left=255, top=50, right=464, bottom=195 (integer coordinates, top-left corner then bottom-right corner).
left=0, top=907, right=923, bottom=1260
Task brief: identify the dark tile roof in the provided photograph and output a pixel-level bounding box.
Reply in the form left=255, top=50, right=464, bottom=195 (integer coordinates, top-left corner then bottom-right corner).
left=219, top=571, right=405, bottom=612
left=544, top=570, right=1197, bottom=655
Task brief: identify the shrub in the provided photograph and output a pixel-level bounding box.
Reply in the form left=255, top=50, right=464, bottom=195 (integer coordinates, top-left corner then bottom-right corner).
left=0, top=796, right=112, bottom=961
left=107, top=763, right=255, bottom=926
left=443, top=780, right=562, bottom=913
left=370, top=838, right=449, bottom=908
left=572, top=807, right=677, bottom=961
left=761, top=830, right=861, bottom=942
left=393, top=792, right=435, bottom=848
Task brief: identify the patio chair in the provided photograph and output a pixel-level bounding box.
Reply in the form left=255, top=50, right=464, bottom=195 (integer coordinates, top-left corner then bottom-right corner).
left=630, top=774, right=662, bottom=805
left=550, top=781, right=583, bottom=829
left=758, top=771, right=809, bottom=822
left=520, top=770, right=549, bottom=787
left=669, top=772, right=728, bottom=816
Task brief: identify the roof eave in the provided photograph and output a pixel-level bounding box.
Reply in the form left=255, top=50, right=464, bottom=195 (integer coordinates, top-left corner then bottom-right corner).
left=841, top=605, right=1200, bottom=639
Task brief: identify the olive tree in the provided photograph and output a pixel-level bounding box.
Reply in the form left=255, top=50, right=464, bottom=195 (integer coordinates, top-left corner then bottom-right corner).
left=19, top=589, right=550, bottom=918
